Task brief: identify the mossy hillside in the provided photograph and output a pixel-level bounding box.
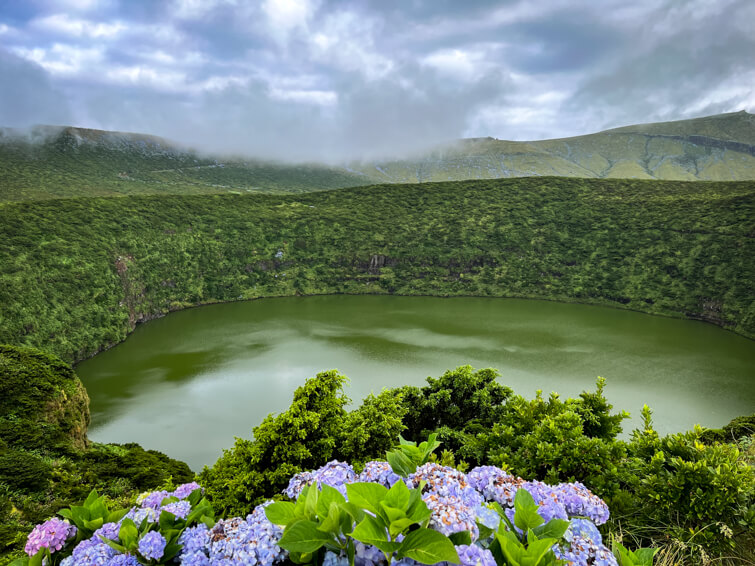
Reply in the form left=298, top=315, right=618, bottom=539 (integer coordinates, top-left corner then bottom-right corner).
left=0, top=177, right=753, bottom=363
left=0, top=345, right=89, bottom=453
left=0, top=126, right=375, bottom=202
left=0, top=345, right=193, bottom=562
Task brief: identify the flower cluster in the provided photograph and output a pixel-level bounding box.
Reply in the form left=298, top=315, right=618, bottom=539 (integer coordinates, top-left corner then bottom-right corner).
left=553, top=482, right=610, bottom=525
left=285, top=460, right=357, bottom=498
left=203, top=502, right=287, bottom=565
left=554, top=534, right=618, bottom=566
left=357, top=460, right=402, bottom=488
left=24, top=518, right=77, bottom=557
left=25, top=466, right=620, bottom=566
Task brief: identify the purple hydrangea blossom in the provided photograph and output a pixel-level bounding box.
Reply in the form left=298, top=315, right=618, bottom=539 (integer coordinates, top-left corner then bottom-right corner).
left=285, top=460, right=357, bottom=498
left=553, top=482, right=611, bottom=525
left=123, top=506, right=160, bottom=526
left=109, top=555, right=140, bottom=566
left=553, top=534, right=618, bottom=566
left=24, top=517, right=77, bottom=556
left=521, top=481, right=569, bottom=523
left=408, top=463, right=483, bottom=509
left=453, top=544, right=496, bottom=566
left=138, top=490, right=171, bottom=510
left=355, top=542, right=386, bottom=566
left=567, top=518, right=603, bottom=546
left=161, top=499, right=192, bottom=519
left=475, top=505, right=500, bottom=532
left=180, top=550, right=210, bottom=566
left=467, top=466, right=525, bottom=507
left=172, top=481, right=203, bottom=499
left=93, top=521, right=120, bottom=542
left=323, top=550, right=351, bottom=566
left=138, top=531, right=167, bottom=561
left=357, top=461, right=402, bottom=488
left=69, top=537, right=117, bottom=565
left=207, top=501, right=286, bottom=564
left=179, top=524, right=210, bottom=555
left=424, top=492, right=480, bottom=541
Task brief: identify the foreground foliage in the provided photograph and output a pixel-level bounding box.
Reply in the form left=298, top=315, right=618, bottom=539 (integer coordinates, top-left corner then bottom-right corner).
left=16, top=437, right=646, bottom=566
left=1, top=177, right=753, bottom=364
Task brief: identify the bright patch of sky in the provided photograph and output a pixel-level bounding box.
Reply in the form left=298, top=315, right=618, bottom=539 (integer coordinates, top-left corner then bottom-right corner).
left=0, top=0, right=752, bottom=161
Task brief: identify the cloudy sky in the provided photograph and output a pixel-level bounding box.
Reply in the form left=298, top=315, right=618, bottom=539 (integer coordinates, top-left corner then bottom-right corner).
left=1, top=0, right=753, bottom=161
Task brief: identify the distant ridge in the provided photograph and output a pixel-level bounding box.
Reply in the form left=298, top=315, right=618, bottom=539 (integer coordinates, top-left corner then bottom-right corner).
left=1, top=111, right=754, bottom=201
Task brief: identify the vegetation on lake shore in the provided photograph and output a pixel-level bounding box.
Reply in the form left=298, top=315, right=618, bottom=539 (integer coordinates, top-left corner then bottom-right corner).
left=0, top=345, right=194, bottom=564
left=1, top=177, right=753, bottom=364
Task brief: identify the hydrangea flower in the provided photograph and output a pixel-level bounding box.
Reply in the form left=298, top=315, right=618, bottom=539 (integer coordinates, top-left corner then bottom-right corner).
left=566, top=518, right=603, bottom=545
left=324, top=550, right=351, bottom=566
left=138, top=490, right=170, bottom=510
left=521, top=481, right=568, bottom=523
left=24, top=517, right=77, bottom=556
left=553, top=482, right=610, bottom=525
left=424, top=492, right=480, bottom=540
left=162, top=499, right=192, bottom=519
left=138, top=531, right=167, bottom=561
left=68, top=537, right=117, bottom=565
left=207, top=501, right=286, bottom=564
left=93, top=521, right=120, bottom=542
left=357, top=461, right=402, bottom=488
left=173, top=481, right=203, bottom=499
left=124, top=506, right=159, bottom=525
left=109, top=554, right=140, bottom=566
left=467, top=466, right=525, bottom=507
left=179, top=524, right=210, bottom=555
left=285, top=460, right=357, bottom=498
left=475, top=505, right=500, bottom=532
left=408, top=463, right=482, bottom=509
left=553, top=534, right=618, bottom=566
left=355, top=542, right=386, bottom=566
left=453, top=544, right=496, bottom=566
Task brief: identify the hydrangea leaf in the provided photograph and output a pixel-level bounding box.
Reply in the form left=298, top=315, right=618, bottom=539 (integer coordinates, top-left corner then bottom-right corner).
left=317, top=484, right=346, bottom=519
left=531, top=518, right=569, bottom=540
left=278, top=519, right=332, bottom=553
left=265, top=501, right=297, bottom=526
left=346, top=482, right=389, bottom=516
left=397, top=527, right=460, bottom=564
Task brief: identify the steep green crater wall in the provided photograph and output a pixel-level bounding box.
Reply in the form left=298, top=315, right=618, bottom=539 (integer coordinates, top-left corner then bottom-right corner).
left=0, top=177, right=753, bottom=362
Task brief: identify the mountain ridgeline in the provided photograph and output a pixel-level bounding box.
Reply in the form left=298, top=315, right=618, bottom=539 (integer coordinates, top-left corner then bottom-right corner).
left=0, top=111, right=753, bottom=202
left=0, top=177, right=752, bottom=363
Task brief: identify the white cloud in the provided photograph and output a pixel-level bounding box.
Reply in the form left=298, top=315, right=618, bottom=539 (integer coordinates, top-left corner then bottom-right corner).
left=308, top=11, right=393, bottom=80
left=269, top=88, right=337, bottom=106
left=32, top=14, right=126, bottom=39
left=13, top=44, right=105, bottom=76
left=262, top=0, right=319, bottom=42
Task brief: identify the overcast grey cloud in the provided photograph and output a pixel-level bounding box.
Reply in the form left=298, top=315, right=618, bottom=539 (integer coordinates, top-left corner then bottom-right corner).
left=0, top=0, right=753, bottom=161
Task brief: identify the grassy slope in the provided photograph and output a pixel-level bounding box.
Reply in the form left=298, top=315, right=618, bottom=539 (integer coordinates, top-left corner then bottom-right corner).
left=0, top=177, right=752, bottom=362
left=351, top=111, right=755, bottom=183
left=0, top=126, right=375, bottom=202
left=1, top=112, right=753, bottom=202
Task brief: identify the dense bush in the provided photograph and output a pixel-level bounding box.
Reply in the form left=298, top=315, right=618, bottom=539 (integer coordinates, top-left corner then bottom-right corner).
left=614, top=407, right=755, bottom=559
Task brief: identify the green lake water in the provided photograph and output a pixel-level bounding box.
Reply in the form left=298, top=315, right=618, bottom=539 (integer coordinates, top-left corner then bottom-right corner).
left=75, top=295, right=755, bottom=470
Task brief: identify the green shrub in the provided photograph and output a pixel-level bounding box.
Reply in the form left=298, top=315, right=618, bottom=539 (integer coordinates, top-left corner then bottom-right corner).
left=199, top=370, right=350, bottom=515
left=0, top=449, right=51, bottom=492
left=619, top=407, right=755, bottom=558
